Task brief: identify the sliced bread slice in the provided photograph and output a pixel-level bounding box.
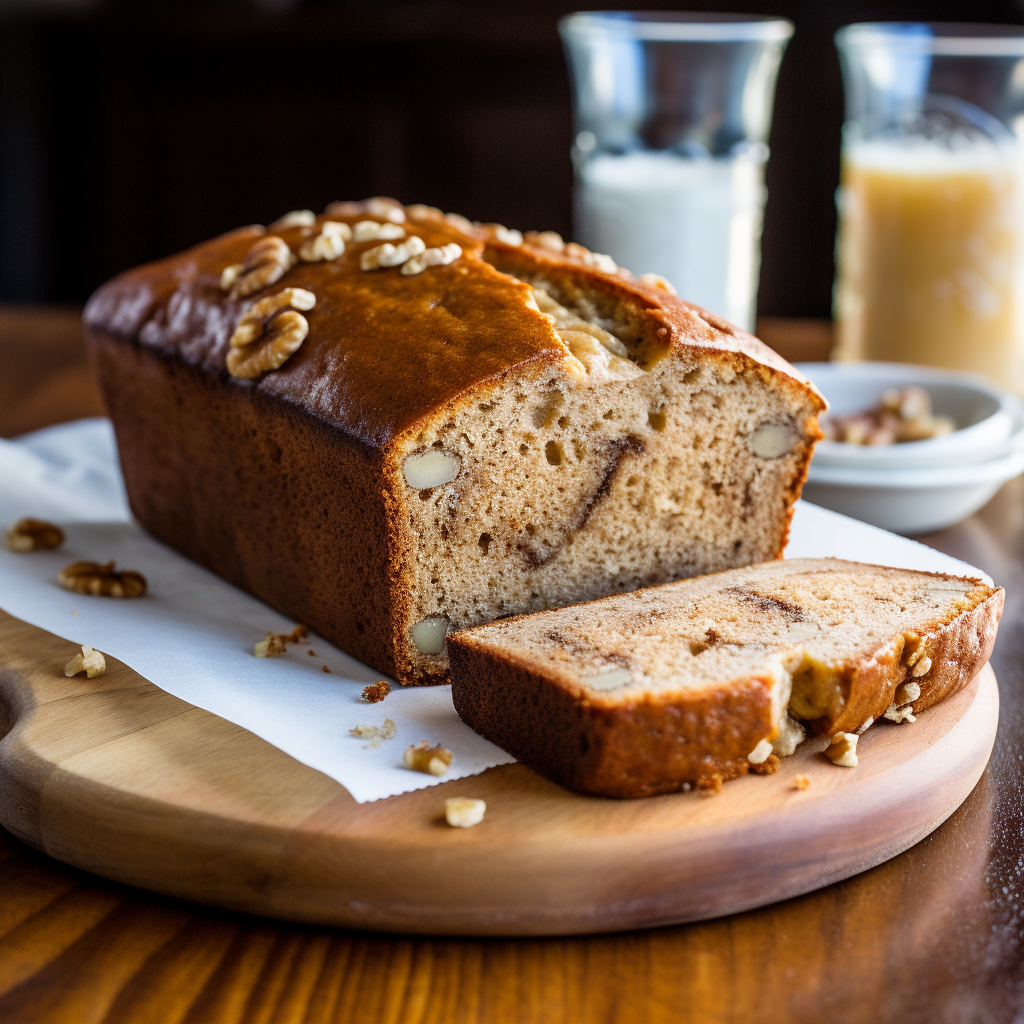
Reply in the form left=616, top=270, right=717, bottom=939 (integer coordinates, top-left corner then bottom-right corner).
left=447, top=558, right=1002, bottom=797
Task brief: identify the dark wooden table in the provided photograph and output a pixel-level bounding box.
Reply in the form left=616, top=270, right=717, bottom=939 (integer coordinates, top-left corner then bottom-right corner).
left=1, top=308, right=1022, bottom=1023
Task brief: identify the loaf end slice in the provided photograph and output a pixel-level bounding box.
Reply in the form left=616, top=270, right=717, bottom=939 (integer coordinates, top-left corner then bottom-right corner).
left=448, top=558, right=1002, bottom=797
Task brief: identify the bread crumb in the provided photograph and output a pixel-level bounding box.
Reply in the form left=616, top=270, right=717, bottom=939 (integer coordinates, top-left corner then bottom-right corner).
left=64, top=645, right=106, bottom=678
left=254, top=624, right=308, bottom=658
left=362, top=679, right=391, bottom=703
left=404, top=741, right=453, bottom=776
left=445, top=797, right=486, bottom=827
left=697, top=773, right=724, bottom=794
left=749, top=753, right=780, bottom=775
left=793, top=774, right=810, bottom=790
left=307, top=649, right=315, bottom=655
left=826, top=732, right=859, bottom=767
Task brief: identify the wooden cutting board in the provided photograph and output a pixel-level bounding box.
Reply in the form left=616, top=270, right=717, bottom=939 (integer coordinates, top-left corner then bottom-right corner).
left=0, top=609, right=998, bottom=937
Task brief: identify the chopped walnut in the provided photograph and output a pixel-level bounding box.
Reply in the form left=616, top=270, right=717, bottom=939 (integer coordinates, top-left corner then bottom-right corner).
left=364, top=197, right=405, bottom=223
left=58, top=561, right=147, bottom=598
left=821, top=386, right=955, bottom=445
left=910, top=656, right=932, bottom=679
left=444, top=212, right=475, bottom=234
left=826, top=732, right=859, bottom=766
left=361, top=236, right=426, bottom=271
left=268, top=209, right=316, bottom=230
left=884, top=702, right=917, bottom=724
left=405, top=204, right=445, bottom=222
left=697, top=773, right=724, bottom=794
left=254, top=624, right=308, bottom=658
left=639, top=272, right=677, bottom=295
left=401, top=243, right=463, bottom=276
left=479, top=223, right=523, bottom=246
left=895, top=680, right=922, bottom=705
left=6, top=517, right=64, bottom=552
left=226, top=287, right=315, bottom=379
left=793, top=774, right=811, bottom=791
left=65, top=644, right=106, bottom=678
left=523, top=230, right=563, bottom=252
left=353, top=220, right=406, bottom=242
left=220, top=263, right=243, bottom=291
left=350, top=718, right=397, bottom=749
left=445, top=797, right=486, bottom=828
left=362, top=679, right=391, bottom=703
left=298, top=221, right=351, bottom=262
left=564, top=243, right=617, bottom=274
left=749, top=754, right=780, bottom=775
left=324, top=200, right=363, bottom=218
left=404, top=741, right=452, bottom=776
left=229, top=236, right=294, bottom=300
left=322, top=665, right=330, bottom=673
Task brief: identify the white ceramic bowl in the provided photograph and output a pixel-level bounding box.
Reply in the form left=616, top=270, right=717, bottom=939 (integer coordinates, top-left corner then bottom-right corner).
left=796, top=362, right=1022, bottom=469
left=796, top=362, right=1024, bottom=534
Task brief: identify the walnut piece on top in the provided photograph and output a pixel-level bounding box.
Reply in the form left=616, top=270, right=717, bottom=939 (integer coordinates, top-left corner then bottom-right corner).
left=227, top=236, right=294, bottom=300
left=226, top=287, right=315, bottom=379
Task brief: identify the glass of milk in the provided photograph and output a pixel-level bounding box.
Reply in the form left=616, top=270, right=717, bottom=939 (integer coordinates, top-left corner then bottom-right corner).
left=559, top=12, right=793, bottom=332
left=834, top=23, right=1024, bottom=391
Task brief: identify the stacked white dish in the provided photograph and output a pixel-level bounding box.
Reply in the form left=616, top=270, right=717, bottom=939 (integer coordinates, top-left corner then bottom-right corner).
left=796, top=362, right=1024, bottom=535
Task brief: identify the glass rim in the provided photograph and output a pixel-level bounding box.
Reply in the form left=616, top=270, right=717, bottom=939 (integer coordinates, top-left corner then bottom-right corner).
left=836, top=22, right=1024, bottom=57
left=559, top=11, right=794, bottom=43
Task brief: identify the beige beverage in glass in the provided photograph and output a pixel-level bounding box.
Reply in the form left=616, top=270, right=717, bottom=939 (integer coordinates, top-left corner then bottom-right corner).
left=833, top=23, right=1024, bottom=391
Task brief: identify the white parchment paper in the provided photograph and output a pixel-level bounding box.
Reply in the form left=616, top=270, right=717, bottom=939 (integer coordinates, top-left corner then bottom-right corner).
left=0, top=419, right=987, bottom=802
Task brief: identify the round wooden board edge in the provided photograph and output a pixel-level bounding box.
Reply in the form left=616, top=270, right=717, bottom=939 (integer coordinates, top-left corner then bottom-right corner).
left=0, top=612, right=1001, bottom=937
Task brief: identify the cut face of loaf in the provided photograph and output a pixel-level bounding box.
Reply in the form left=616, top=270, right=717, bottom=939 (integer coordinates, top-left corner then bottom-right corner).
left=447, top=559, right=1003, bottom=797
left=83, top=199, right=824, bottom=687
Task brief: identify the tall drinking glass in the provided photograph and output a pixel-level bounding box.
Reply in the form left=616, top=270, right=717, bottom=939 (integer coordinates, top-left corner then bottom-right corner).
left=559, top=11, right=793, bottom=332
left=833, top=23, right=1024, bottom=389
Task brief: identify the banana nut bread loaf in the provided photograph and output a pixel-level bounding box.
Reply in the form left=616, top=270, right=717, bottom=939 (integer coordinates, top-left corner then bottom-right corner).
left=83, top=198, right=825, bottom=685
left=448, top=558, right=1003, bottom=796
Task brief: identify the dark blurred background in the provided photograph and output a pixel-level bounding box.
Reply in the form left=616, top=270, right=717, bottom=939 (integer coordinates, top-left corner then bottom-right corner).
left=3, top=0, right=1024, bottom=317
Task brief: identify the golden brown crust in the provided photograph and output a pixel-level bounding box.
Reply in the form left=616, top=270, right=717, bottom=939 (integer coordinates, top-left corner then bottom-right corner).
left=84, top=203, right=824, bottom=453
left=484, top=235, right=826, bottom=407
left=85, top=331, right=406, bottom=677
left=827, top=582, right=1003, bottom=735
left=448, top=636, right=774, bottom=797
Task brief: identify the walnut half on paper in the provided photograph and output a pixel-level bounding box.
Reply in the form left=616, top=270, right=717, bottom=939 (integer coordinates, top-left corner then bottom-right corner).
left=58, top=561, right=147, bottom=598
left=6, top=517, right=64, bottom=552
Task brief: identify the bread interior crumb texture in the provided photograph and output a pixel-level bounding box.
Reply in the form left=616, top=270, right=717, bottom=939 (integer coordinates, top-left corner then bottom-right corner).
left=455, top=559, right=988, bottom=739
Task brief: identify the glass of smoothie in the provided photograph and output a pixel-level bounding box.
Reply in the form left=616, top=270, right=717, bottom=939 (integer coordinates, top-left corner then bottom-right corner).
left=559, top=12, right=793, bottom=332
left=833, top=23, right=1024, bottom=389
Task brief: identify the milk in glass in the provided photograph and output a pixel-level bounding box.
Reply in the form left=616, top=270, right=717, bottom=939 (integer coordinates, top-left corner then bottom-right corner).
left=577, top=149, right=767, bottom=332
left=834, top=138, right=1024, bottom=389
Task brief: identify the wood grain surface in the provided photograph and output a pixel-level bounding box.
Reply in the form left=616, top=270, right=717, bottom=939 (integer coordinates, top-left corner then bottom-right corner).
left=0, top=607, right=999, bottom=937
left=4, top=310, right=1024, bottom=1022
